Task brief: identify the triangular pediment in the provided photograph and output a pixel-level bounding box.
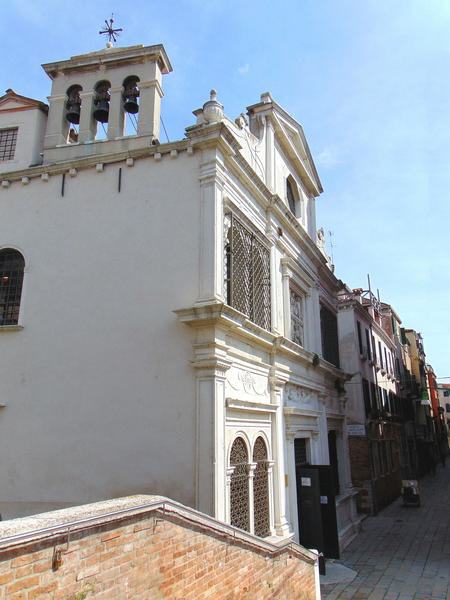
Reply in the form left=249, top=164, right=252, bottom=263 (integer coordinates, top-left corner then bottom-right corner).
left=0, top=89, right=48, bottom=113
left=247, top=95, right=322, bottom=195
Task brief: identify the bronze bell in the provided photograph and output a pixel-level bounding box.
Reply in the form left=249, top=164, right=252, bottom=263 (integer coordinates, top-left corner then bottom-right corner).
left=93, top=99, right=109, bottom=123
left=66, top=102, right=80, bottom=124
left=124, top=96, right=139, bottom=114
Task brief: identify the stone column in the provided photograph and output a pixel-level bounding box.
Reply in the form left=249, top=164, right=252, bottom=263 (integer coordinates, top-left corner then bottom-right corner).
left=247, top=463, right=257, bottom=534
left=107, top=85, right=125, bottom=139
left=264, top=117, right=275, bottom=192
left=281, top=261, right=292, bottom=339
left=137, top=72, right=163, bottom=140
left=43, top=94, right=68, bottom=149
left=339, top=396, right=354, bottom=492
left=78, top=91, right=96, bottom=143
left=266, top=460, right=276, bottom=535
left=318, top=394, right=330, bottom=463
left=196, top=152, right=225, bottom=304
left=225, top=466, right=234, bottom=523
left=285, top=432, right=299, bottom=541
left=194, top=358, right=231, bottom=521
left=270, top=375, right=291, bottom=537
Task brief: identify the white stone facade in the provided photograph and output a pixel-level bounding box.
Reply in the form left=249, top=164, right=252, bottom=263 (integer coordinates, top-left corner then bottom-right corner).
left=0, top=43, right=358, bottom=550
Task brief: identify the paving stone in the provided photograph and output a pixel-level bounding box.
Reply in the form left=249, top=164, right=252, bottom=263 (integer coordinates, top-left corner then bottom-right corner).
left=321, top=463, right=450, bottom=599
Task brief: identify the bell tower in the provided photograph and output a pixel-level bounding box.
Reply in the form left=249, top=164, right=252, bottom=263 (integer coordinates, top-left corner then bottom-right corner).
left=41, top=43, right=172, bottom=163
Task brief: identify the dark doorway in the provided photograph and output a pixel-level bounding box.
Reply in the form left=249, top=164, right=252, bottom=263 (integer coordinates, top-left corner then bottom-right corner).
left=296, top=464, right=340, bottom=558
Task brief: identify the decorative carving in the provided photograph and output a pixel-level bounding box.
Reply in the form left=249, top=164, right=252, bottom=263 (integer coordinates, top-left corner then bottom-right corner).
left=286, top=385, right=315, bottom=407
left=290, top=289, right=304, bottom=346
left=227, top=368, right=268, bottom=397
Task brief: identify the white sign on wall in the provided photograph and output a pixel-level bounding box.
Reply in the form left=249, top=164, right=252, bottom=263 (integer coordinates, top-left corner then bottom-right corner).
left=347, top=424, right=367, bottom=437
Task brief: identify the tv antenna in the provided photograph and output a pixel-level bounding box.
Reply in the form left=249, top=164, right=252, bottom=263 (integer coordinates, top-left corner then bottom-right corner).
left=99, top=15, right=123, bottom=47
left=328, top=230, right=335, bottom=265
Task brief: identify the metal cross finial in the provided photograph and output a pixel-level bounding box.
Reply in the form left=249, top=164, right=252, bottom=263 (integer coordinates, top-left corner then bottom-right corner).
left=99, top=15, right=123, bottom=46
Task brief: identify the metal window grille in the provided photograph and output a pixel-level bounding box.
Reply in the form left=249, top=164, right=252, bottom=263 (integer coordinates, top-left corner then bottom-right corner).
left=294, top=438, right=308, bottom=465
left=0, top=128, right=18, bottom=161
left=252, top=437, right=270, bottom=537
left=224, top=213, right=271, bottom=330
left=0, top=249, right=25, bottom=326
left=229, top=437, right=250, bottom=533
left=290, top=289, right=304, bottom=346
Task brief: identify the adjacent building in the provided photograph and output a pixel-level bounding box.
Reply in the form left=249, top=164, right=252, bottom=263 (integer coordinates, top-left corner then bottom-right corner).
left=0, top=41, right=360, bottom=553
left=337, top=287, right=403, bottom=514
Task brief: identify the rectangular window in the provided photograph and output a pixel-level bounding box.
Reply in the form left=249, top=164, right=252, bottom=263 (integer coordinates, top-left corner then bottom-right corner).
left=320, top=305, right=340, bottom=368
left=384, top=348, right=388, bottom=372
left=356, top=320, right=363, bottom=354
left=0, top=128, right=18, bottom=161
left=365, top=329, right=372, bottom=360
left=290, top=289, right=304, bottom=346
left=370, top=381, right=378, bottom=413
left=362, top=378, right=371, bottom=417
left=372, top=335, right=377, bottom=363
left=378, top=342, right=383, bottom=368
left=224, top=213, right=271, bottom=330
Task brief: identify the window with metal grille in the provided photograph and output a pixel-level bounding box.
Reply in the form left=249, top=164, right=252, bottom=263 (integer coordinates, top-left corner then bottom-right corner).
left=294, top=438, right=308, bottom=465
left=0, top=249, right=25, bottom=326
left=0, top=128, right=18, bottom=161
left=252, top=437, right=270, bottom=537
left=229, top=437, right=250, bottom=532
left=224, top=213, right=271, bottom=330
left=290, top=289, right=304, bottom=346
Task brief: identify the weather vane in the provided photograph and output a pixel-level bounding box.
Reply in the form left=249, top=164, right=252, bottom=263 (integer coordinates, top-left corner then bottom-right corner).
left=99, top=15, right=123, bottom=47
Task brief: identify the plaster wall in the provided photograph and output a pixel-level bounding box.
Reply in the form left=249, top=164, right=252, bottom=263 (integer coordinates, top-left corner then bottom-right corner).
left=0, top=106, right=47, bottom=174
left=0, top=151, right=201, bottom=518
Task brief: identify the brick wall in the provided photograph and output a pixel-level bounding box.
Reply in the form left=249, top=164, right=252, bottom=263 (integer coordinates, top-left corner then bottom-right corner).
left=0, top=496, right=318, bottom=599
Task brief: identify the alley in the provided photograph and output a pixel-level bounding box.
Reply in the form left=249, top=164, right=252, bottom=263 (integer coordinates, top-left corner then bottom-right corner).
left=321, top=463, right=450, bottom=599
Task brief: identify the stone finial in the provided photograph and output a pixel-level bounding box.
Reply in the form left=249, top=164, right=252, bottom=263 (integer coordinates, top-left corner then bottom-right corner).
left=202, top=89, right=224, bottom=124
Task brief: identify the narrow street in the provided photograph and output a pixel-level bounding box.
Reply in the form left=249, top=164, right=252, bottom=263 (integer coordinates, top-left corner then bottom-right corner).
left=321, top=462, right=450, bottom=599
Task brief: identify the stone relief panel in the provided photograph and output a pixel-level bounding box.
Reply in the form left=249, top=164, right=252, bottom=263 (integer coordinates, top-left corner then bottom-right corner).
left=226, top=367, right=269, bottom=402
left=285, top=384, right=319, bottom=410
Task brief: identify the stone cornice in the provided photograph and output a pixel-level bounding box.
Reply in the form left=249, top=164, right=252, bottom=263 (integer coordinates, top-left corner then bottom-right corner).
left=174, top=301, right=350, bottom=383
left=0, top=139, right=191, bottom=182
left=42, top=44, right=172, bottom=79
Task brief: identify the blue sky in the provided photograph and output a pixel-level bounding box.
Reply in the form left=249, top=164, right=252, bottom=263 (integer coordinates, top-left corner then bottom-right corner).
left=2, top=0, right=449, bottom=377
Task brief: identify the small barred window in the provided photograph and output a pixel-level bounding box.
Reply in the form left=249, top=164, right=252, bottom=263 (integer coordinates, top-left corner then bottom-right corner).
left=0, top=128, right=18, bottom=161
left=0, top=249, right=25, bottom=325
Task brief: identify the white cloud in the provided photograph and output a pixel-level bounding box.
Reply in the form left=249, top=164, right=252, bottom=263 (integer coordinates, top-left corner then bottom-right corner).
left=315, top=146, right=341, bottom=168
left=237, top=63, right=250, bottom=76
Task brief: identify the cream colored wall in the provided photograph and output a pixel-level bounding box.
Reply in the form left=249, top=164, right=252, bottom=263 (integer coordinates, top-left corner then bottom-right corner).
left=0, top=106, right=47, bottom=174
left=0, top=151, right=201, bottom=519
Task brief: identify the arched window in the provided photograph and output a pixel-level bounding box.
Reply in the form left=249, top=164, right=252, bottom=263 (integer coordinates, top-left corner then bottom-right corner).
left=229, top=437, right=250, bottom=532
left=286, top=178, right=297, bottom=215
left=93, top=80, right=111, bottom=139
left=252, top=437, right=270, bottom=537
left=65, top=85, right=82, bottom=143
left=0, top=249, right=25, bottom=326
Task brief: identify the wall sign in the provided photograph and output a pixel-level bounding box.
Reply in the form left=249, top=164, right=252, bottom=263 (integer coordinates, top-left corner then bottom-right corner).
left=347, top=424, right=366, bottom=437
